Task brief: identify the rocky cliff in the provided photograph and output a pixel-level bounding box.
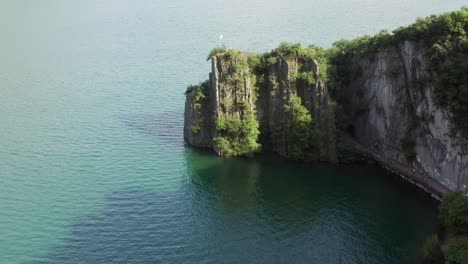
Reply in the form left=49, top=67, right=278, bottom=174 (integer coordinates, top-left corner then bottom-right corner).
left=260, top=53, right=336, bottom=161
left=184, top=42, right=467, bottom=194
left=184, top=8, right=468, bottom=194
left=184, top=46, right=337, bottom=162
left=184, top=79, right=213, bottom=148
left=341, top=40, right=468, bottom=192
left=185, top=50, right=261, bottom=157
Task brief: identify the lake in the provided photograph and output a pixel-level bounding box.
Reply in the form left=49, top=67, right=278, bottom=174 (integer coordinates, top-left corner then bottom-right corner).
left=0, top=0, right=465, bottom=263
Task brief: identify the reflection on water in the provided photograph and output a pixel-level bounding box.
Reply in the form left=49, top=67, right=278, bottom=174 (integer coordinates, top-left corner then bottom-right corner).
left=190, top=158, right=261, bottom=210
left=1, top=0, right=460, bottom=262
left=41, top=148, right=438, bottom=263
left=184, top=150, right=438, bottom=263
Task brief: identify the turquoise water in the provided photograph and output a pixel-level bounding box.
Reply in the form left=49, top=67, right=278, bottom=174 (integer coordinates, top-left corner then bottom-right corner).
left=0, top=1, right=465, bottom=263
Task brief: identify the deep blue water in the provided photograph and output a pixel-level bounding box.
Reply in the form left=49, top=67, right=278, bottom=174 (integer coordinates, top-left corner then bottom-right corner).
left=1, top=1, right=465, bottom=263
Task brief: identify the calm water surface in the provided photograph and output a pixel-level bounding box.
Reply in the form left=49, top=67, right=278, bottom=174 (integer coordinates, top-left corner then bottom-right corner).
left=1, top=0, right=465, bottom=263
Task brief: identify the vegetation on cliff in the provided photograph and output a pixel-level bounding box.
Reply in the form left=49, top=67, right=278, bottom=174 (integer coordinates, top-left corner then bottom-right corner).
left=211, top=50, right=262, bottom=157
left=269, top=43, right=329, bottom=161
left=274, top=42, right=329, bottom=81
left=185, top=8, right=468, bottom=261
left=423, top=234, right=443, bottom=263
left=207, top=47, right=227, bottom=61
left=447, top=238, right=468, bottom=264
left=439, top=191, right=468, bottom=235
left=185, top=80, right=209, bottom=135
left=214, top=111, right=261, bottom=157
left=284, top=96, right=322, bottom=161
left=422, top=191, right=468, bottom=264
left=188, top=7, right=467, bottom=160
left=204, top=44, right=332, bottom=159
left=328, top=7, right=468, bottom=138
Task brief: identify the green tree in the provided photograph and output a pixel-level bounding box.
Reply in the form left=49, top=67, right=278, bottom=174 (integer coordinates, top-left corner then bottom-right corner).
left=207, top=47, right=227, bottom=60
left=285, top=96, right=321, bottom=160
left=422, top=234, right=442, bottom=263
left=439, top=191, right=468, bottom=235
left=446, top=237, right=468, bottom=264
left=214, top=110, right=261, bottom=157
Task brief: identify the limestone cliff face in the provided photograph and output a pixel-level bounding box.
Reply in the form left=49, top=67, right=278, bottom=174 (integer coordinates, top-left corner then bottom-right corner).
left=183, top=79, right=213, bottom=148
left=260, top=55, right=336, bottom=161
left=210, top=52, right=259, bottom=156
left=184, top=42, right=467, bottom=193
left=342, top=40, right=468, bottom=190
left=184, top=51, right=260, bottom=157
left=184, top=50, right=336, bottom=162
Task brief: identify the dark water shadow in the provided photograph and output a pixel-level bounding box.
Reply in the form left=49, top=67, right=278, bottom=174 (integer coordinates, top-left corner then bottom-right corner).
left=43, top=187, right=211, bottom=264
left=119, top=111, right=184, bottom=148
left=43, top=151, right=438, bottom=264
left=182, top=151, right=438, bottom=263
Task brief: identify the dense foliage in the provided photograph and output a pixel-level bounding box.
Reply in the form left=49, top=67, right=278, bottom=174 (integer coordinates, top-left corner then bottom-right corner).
left=284, top=96, right=321, bottom=160
left=214, top=111, right=261, bottom=157
left=447, top=237, right=468, bottom=264
left=294, top=71, right=316, bottom=85
left=263, top=43, right=327, bottom=160
left=420, top=192, right=468, bottom=264
left=211, top=50, right=262, bottom=157
left=439, top=191, right=468, bottom=235
left=185, top=81, right=209, bottom=134
left=422, top=234, right=443, bottom=264
left=439, top=191, right=468, bottom=263
left=185, top=80, right=208, bottom=95
left=207, top=47, right=227, bottom=60
left=274, top=42, right=329, bottom=81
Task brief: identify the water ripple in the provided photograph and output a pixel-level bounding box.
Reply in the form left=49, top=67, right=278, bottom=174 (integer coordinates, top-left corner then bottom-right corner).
left=119, top=111, right=184, bottom=148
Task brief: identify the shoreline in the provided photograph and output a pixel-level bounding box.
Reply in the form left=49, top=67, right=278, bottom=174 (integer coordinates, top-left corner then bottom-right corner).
left=186, top=140, right=449, bottom=200
left=344, top=136, right=451, bottom=200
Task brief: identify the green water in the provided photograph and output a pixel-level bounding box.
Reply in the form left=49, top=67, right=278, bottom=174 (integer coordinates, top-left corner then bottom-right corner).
left=0, top=1, right=464, bottom=263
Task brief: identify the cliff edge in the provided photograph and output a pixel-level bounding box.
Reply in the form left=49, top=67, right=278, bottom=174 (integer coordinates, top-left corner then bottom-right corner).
left=184, top=8, right=468, bottom=195
left=340, top=41, right=467, bottom=193
left=184, top=45, right=337, bottom=162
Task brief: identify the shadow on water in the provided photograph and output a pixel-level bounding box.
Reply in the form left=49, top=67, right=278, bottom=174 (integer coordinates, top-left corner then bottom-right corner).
left=43, top=186, right=209, bottom=264
left=44, top=148, right=438, bottom=264
left=118, top=111, right=184, bottom=147
left=183, top=149, right=439, bottom=263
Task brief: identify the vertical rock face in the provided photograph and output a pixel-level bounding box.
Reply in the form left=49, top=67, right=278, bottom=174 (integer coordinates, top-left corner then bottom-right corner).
left=184, top=49, right=336, bottom=162
left=262, top=55, right=336, bottom=161
left=210, top=52, right=260, bottom=157
left=184, top=79, right=213, bottom=148
left=184, top=8, right=468, bottom=193
left=342, top=41, right=468, bottom=190
left=184, top=40, right=467, bottom=192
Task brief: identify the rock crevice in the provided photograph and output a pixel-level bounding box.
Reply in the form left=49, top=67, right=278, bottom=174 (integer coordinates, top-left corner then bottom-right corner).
left=342, top=41, right=468, bottom=191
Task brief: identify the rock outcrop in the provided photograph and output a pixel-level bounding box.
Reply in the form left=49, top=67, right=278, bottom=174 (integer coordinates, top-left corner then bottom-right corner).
left=184, top=80, right=213, bottom=148
left=184, top=39, right=468, bottom=194
left=342, top=40, right=468, bottom=191
left=184, top=48, right=337, bottom=162
left=260, top=54, right=336, bottom=161
left=184, top=8, right=468, bottom=197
